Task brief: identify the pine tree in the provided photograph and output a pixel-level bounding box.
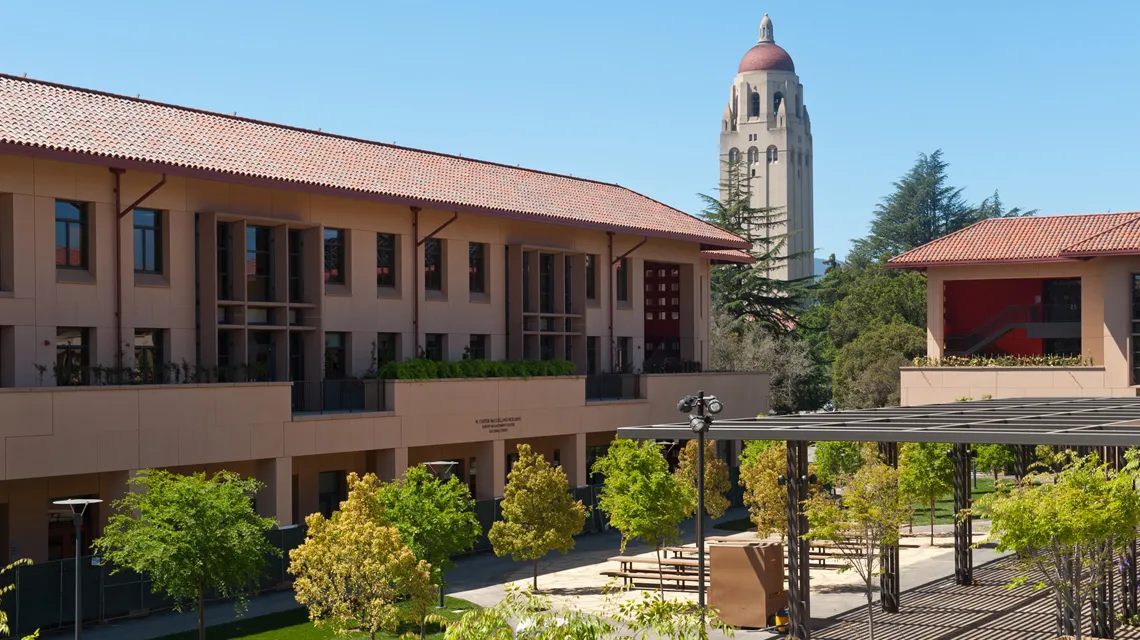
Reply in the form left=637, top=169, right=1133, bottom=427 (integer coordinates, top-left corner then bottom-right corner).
left=699, top=155, right=811, bottom=333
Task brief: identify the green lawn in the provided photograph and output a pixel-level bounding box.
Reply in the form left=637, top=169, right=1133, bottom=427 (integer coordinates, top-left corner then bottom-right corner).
left=152, top=597, right=480, bottom=640
left=714, top=476, right=1005, bottom=533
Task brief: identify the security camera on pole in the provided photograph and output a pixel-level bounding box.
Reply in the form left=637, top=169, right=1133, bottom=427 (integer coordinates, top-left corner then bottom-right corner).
left=677, top=390, right=723, bottom=616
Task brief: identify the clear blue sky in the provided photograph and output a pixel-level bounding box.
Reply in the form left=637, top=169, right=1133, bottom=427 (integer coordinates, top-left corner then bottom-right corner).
left=3, top=1, right=1138, bottom=260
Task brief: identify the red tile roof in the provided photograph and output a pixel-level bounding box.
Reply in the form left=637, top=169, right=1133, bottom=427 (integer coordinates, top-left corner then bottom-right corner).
left=888, top=212, right=1140, bottom=268
left=0, top=74, right=748, bottom=250
left=701, top=249, right=755, bottom=264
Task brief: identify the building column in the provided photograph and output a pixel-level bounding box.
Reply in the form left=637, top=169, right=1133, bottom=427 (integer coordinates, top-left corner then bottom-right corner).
left=878, top=442, right=900, bottom=614
left=952, top=444, right=974, bottom=586
left=256, top=457, right=294, bottom=527
left=557, top=433, right=587, bottom=488
left=785, top=440, right=811, bottom=640
left=926, top=271, right=945, bottom=359
left=475, top=440, right=506, bottom=501
left=368, top=447, right=409, bottom=483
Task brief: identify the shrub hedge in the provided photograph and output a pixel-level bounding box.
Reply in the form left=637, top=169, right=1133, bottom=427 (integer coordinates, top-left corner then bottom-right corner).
left=911, top=354, right=1094, bottom=368
left=377, top=358, right=577, bottom=380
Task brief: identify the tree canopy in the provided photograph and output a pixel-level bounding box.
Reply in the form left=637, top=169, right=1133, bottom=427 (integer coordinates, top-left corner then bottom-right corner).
left=488, top=444, right=586, bottom=590
left=674, top=439, right=731, bottom=520
left=289, top=472, right=435, bottom=640
left=375, top=464, right=481, bottom=590
left=738, top=440, right=788, bottom=539
left=833, top=320, right=926, bottom=409
left=814, top=441, right=865, bottom=488
left=93, top=470, right=278, bottom=640
left=898, top=442, right=954, bottom=545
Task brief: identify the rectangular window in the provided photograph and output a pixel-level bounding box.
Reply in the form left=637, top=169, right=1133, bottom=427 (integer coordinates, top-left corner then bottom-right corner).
left=469, top=242, right=486, bottom=294
left=539, top=253, right=554, bottom=313
left=616, top=258, right=629, bottom=303
left=615, top=337, right=631, bottom=373
left=376, top=233, right=397, bottom=288
left=133, top=209, right=162, bottom=274
left=324, top=228, right=346, bottom=285
left=468, top=334, right=488, bottom=360
left=564, top=255, right=573, bottom=313
left=289, top=332, right=305, bottom=382
left=247, top=226, right=273, bottom=302
left=134, top=328, right=164, bottom=383
left=424, top=238, right=443, bottom=292
left=376, top=332, right=398, bottom=366
left=540, top=335, right=556, bottom=361
left=586, top=254, right=597, bottom=301
left=55, top=200, right=88, bottom=269
left=288, top=230, right=303, bottom=302
left=586, top=336, right=598, bottom=375
left=424, top=333, right=445, bottom=361
left=318, top=470, right=346, bottom=519
left=325, top=332, right=347, bottom=379
left=217, top=222, right=233, bottom=300
left=56, top=327, right=89, bottom=386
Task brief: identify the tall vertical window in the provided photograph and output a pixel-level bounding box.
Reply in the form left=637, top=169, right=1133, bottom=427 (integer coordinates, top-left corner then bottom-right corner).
left=55, top=200, right=88, bottom=269
left=134, top=328, right=164, bottom=383
left=56, top=327, right=89, bottom=386
left=424, top=238, right=443, bottom=292
left=133, top=209, right=162, bottom=274
left=217, top=222, right=233, bottom=300
left=246, top=226, right=273, bottom=301
left=289, top=333, right=305, bottom=381
left=376, top=233, right=396, bottom=288
left=564, top=255, right=573, bottom=313
left=539, top=253, right=554, bottom=313
left=318, top=470, right=346, bottom=519
left=288, top=230, right=303, bottom=302
left=376, top=332, right=398, bottom=366
left=469, top=242, right=486, bottom=294
left=616, top=258, right=629, bottom=303
left=585, top=254, right=597, bottom=301
left=615, top=337, right=631, bottom=373
left=324, top=228, right=346, bottom=285
left=325, top=332, right=347, bottom=379
left=586, top=336, right=598, bottom=375
left=749, top=91, right=760, bottom=118
left=425, top=333, right=445, bottom=361
left=468, top=334, right=488, bottom=360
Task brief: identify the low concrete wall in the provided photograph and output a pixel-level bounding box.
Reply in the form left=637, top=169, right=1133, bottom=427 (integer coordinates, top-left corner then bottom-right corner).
left=899, top=366, right=1135, bottom=406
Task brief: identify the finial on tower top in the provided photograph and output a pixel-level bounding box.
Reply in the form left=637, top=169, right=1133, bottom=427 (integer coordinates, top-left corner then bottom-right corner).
left=759, top=14, right=774, bottom=44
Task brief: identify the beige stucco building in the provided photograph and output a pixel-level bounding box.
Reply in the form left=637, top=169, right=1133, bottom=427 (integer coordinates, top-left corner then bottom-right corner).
left=0, top=74, right=769, bottom=564
left=719, top=14, right=814, bottom=281
left=889, top=213, right=1140, bottom=405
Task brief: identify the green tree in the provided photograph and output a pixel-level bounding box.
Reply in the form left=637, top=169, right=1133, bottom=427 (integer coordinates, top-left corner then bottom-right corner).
left=738, top=440, right=787, bottom=539
left=974, top=444, right=1015, bottom=482
left=0, top=559, right=37, bottom=640
left=814, top=441, right=864, bottom=488
left=832, top=320, right=926, bottom=409
left=898, top=442, right=954, bottom=545
left=803, top=456, right=910, bottom=640
left=849, top=150, right=1035, bottom=265
left=93, top=470, right=278, bottom=640
left=674, top=439, right=731, bottom=520
left=376, top=465, right=481, bottom=602
left=290, top=473, right=436, bottom=640
left=488, top=444, right=587, bottom=590
left=974, top=452, right=1140, bottom=640
left=825, top=263, right=927, bottom=350
left=700, top=155, right=810, bottom=333
left=593, top=439, right=691, bottom=595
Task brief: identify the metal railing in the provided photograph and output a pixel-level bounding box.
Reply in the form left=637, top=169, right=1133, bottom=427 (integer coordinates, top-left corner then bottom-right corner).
left=290, top=379, right=385, bottom=414
left=584, top=373, right=641, bottom=401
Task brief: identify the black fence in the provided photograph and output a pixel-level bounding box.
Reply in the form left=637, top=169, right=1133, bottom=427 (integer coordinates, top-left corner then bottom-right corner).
left=584, top=374, right=641, bottom=401
left=3, top=487, right=610, bottom=637
left=290, top=379, right=385, bottom=414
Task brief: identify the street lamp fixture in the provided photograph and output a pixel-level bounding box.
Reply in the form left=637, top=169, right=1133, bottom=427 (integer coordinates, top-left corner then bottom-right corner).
left=421, top=461, right=458, bottom=608
left=677, top=391, right=724, bottom=619
left=53, top=498, right=102, bottom=640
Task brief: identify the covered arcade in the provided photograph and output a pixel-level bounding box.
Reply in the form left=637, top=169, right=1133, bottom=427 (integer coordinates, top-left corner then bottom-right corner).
left=618, top=396, right=1140, bottom=639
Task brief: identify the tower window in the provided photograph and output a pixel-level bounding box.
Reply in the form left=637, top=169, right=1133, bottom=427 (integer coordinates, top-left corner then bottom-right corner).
left=773, top=91, right=783, bottom=117
left=747, top=147, right=758, bottom=164
left=796, top=95, right=802, bottom=117
left=728, top=148, right=739, bottom=164
left=749, top=92, right=760, bottom=118
left=767, top=146, right=778, bottom=163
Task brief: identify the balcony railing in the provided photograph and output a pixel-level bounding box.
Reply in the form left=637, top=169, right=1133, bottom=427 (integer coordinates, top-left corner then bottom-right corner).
left=585, top=373, right=641, bottom=401
left=291, top=379, right=385, bottom=414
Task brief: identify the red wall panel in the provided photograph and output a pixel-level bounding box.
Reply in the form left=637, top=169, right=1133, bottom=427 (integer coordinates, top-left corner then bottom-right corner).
left=943, top=279, right=1045, bottom=356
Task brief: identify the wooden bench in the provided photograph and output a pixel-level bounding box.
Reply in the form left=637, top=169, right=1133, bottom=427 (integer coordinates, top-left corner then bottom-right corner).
left=600, top=569, right=703, bottom=590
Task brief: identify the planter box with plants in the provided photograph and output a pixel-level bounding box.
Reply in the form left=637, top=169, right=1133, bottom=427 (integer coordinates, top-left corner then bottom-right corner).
left=376, top=358, right=577, bottom=380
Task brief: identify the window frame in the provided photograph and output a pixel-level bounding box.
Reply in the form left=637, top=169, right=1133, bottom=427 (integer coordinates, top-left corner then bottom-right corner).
left=246, top=225, right=274, bottom=302
left=424, top=238, right=444, bottom=292
left=424, top=333, right=445, bottom=361
left=376, top=232, right=397, bottom=289
left=468, top=242, right=487, bottom=295
left=324, top=331, right=347, bottom=379
left=56, top=327, right=90, bottom=386
left=324, top=228, right=347, bottom=286
left=132, top=209, right=163, bottom=275
left=585, top=254, right=598, bottom=302
left=55, top=200, right=89, bottom=270
left=468, top=334, right=488, bottom=360
left=134, top=328, right=165, bottom=383
left=615, top=258, right=629, bottom=304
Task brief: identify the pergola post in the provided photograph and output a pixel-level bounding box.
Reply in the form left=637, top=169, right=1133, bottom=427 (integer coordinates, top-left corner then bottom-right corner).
left=878, top=441, right=900, bottom=614
left=952, top=443, right=973, bottom=586
left=1013, top=444, right=1032, bottom=479
left=786, top=440, right=811, bottom=640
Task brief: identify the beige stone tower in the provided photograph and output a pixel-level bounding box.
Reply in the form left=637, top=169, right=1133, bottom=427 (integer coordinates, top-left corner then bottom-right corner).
left=719, top=14, right=814, bottom=280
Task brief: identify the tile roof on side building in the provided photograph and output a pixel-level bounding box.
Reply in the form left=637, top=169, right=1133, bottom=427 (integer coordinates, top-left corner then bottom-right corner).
left=0, top=74, right=748, bottom=250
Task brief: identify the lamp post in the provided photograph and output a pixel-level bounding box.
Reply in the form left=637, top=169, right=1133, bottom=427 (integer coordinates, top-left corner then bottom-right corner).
left=53, top=498, right=102, bottom=640
left=423, top=461, right=457, bottom=609
left=678, top=391, right=723, bottom=619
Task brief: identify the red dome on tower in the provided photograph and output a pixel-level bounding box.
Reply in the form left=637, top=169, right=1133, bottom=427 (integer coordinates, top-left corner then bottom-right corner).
left=738, top=14, right=795, bottom=74
left=738, top=43, right=795, bottom=73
